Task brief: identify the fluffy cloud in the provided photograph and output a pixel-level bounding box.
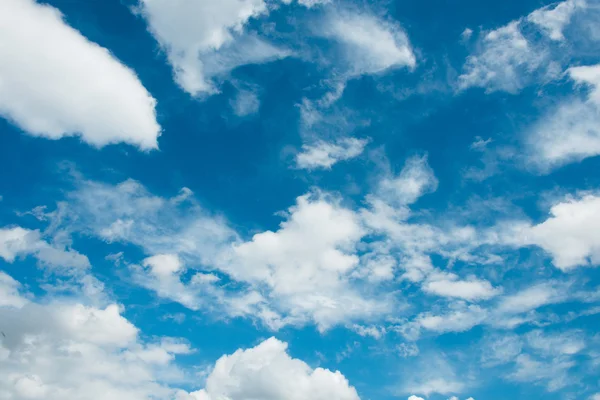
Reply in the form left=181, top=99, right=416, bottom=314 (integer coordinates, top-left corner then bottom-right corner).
left=527, top=64, right=600, bottom=170
left=229, top=193, right=390, bottom=330
left=0, top=226, right=90, bottom=272
left=182, top=337, right=360, bottom=400
left=138, top=0, right=287, bottom=95
left=521, top=194, right=600, bottom=270
left=0, top=0, right=160, bottom=149
left=0, top=273, right=193, bottom=400
left=320, top=8, right=416, bottom=76
left=296, top=138, right=369, bottom=170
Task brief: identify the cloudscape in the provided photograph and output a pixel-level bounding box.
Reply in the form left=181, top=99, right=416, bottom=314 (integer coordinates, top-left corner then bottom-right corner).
left=1, top=0, right=600, bottom=399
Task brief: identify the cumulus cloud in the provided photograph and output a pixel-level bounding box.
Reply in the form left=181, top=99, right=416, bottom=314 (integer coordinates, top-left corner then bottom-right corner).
left=229, top=193, right=391, bottom=330
left=296, top=138, right=369, bottom=170
left=520, top=193, right=600, bottom=270
left=0, top=273, right=193, bottom=400
left=0, top=0, right=160, bottom=149
left=137, top=0, right=288, bottom=95
left=319, top=8, right=416, bottom=77
left=527, top=64, right=600, bottom=170
left=181, top=337, right=360, bottom=400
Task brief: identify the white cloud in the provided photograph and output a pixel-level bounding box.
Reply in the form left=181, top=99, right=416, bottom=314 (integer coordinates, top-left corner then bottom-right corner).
left=522, top=194, right=600, bottom=270
left=405, top=378, right=464, bottom=397
left=0, top=226, right=90, bottom=273
left=527, top=64, right=600, bottom=170
left=408, top=396, right=424, bottom=400
left=0, top=272, right=28, bottom=308
left=417, top=304, right=488, bottom=334
left=181, top=337, right=360, bottom=400
left=131, top=253, right=269, bottom=321
left=0, top=273, right=194, bottom=400
left=458, top=21, right=552, bottom=93
left=320, top=8, right=416, bottom=77
left=229, top=193, right=391, bottom=330
left=138, top=0, right=287, bottom=95
left=377, top=155, right=438, bottom=206
left=0, top=0, right=160, bottom=149
left=296, top=138, right=369, bottom=170
left=496, top=282, right=567, bottom=314
left=527, top=0, right=585, bottom=41
left=422, top=273, right=500, bottom=301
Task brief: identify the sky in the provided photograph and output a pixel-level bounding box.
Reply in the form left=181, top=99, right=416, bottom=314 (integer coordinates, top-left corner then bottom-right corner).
left=1, top=0, right=600, bottom=399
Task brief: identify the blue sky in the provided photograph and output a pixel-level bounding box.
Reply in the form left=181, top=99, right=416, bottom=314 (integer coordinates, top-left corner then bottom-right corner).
left=1, top=0, right=600, bottom=399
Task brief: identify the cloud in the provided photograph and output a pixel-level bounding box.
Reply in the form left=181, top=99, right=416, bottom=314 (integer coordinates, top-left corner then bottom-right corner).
left=417, top=304, right=488, bottom=334
left=319, top=8, right=416, bottom=77
left=229, top=193, right=391, bottom=330
left=525, top=330, right=585, bottom=356
left=0, top=273, right=194, bottom=400
left=480, top=334, right=523, bottom=366
left=422, top=273, right=501, bottom=301
left=0, top=272, right=28, bottom=308
left=0, top=0, right=160, bottom=149
left=230, top=88, right=261, bottom=116
left=496, top=282, right=568, bottom=314
left=458, top=21, right=553, bottom=93
left=64, top=179, right=238, bottom=267
left=508, top=354, right=575, bottom=391
left=181, top=337, right=360, bottom=400
left=281, top=0, right=331, bottom=7
left=0, top=226, right=90, bottom=273
left=401, top=353, right=469, bottom=398
left=296, top=138, right=369, bottom=170
left=377, top=155, right=438, bottom=206
left=53, top=178, right=391, bottom=331
left=527, top=0, right=586, bottom=41
left=526, top=64, right=600, bottom=170
left=137, top=0, right=288, bottom=95
left=521, top=193, right=600, bottom=270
